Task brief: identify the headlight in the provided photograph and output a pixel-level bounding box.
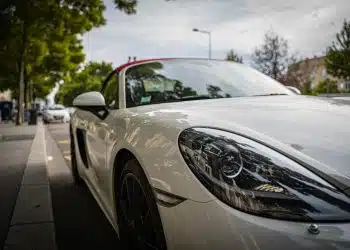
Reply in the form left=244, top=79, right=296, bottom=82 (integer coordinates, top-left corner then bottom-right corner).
left=179, top=128, right=350, bottom=222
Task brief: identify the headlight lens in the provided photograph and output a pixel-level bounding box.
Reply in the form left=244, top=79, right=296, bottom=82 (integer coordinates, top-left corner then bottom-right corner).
left=179, top=128, right=350, bottom=222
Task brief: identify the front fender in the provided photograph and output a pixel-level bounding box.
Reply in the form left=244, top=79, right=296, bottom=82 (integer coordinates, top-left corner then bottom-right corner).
left=107, top=116, right=215, bottom=203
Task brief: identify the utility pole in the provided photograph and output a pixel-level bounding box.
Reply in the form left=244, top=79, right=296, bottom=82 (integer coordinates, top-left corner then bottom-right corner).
left=193, top=28, right=212, bottom=59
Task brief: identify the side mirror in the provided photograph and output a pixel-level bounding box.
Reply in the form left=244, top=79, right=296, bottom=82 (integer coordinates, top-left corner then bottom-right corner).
left=73, top=91, right=105, bottom=107
left=286, top=86, right=301, bottom=95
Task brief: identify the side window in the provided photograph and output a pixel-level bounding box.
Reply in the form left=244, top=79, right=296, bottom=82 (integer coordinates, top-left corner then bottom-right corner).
left=102, top=73, right=119, bottom=109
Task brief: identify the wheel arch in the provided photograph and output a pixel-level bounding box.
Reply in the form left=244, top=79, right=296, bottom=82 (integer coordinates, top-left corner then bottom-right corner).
left=112, top=149, right=135, bottom=194
left=111, top=148, right=140, bottom=213
left=112, top=148, right=168, bottom=249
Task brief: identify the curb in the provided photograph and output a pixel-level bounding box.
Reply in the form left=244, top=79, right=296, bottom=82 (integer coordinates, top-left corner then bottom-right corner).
left=4, top=122, right=57, bottom=250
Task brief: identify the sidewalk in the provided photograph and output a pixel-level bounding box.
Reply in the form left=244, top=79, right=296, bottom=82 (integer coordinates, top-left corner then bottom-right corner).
left=1, top=122, right=57, bottom=250
left=0, top=122, right=35, bottom=142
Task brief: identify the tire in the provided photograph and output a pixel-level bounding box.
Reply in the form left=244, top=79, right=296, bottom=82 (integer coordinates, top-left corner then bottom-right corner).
left=117, top=159, right=167, bottom=250
left=70, top=131, right=84, bottom=186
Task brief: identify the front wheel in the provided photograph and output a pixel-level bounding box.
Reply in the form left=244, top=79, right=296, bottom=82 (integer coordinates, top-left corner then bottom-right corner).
left=117, top=159, right=167, bottom=250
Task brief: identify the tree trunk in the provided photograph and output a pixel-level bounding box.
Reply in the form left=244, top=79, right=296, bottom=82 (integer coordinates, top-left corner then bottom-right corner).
left=24, top=67, right=31, bottom=109
left=24, top=73, right=28, bottom=109
left=16, top=22, right=27, bottom=125
left=29, top=82, right=33, bottom=108
left=16, top=59, right=25, bottom=125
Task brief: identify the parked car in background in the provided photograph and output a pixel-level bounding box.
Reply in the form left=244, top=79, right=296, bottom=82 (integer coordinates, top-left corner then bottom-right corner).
left=70, top=58, right=350, bottom=250
left=65, top=107, right=76, bottom=117
left=37, top=107, right=45, bottom=116
left=43, top=104, right=70, bottom=124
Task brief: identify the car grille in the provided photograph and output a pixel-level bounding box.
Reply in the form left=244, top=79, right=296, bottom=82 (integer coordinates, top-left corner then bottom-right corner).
left=54, top=116, right=63, bottom=119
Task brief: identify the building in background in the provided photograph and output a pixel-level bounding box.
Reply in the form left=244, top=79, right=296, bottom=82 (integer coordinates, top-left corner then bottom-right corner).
left=287, top=56, right=350, bottom=92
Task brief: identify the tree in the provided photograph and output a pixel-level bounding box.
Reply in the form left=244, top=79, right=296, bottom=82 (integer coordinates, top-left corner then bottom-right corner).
left=301, top=81, right=313, bottom=95
left=0, top=0, right=139, bottom=124
left=325, top=19, right=350, bottom=81
left=283, top=57, right=311, bottom=90
left=0, top=0, right=105, bottom=124
left=252, top=31, right=293, bottom=81
left=226, top=49, right=243, bottom=63
left=312, top=79, right=339, bottom=95
left=55, top=61, right=113, bottom=106
left=207, top=85, right=223, bottom=98
left=1, top=0, right=172, bottom=124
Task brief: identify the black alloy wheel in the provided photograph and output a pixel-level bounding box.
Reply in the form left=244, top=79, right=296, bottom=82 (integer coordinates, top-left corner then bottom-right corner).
left=117, top=159, right=167, bottom=250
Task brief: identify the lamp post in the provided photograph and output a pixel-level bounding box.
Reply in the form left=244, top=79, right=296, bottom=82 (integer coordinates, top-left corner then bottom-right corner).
left=193, top=28, right=212, bottom=59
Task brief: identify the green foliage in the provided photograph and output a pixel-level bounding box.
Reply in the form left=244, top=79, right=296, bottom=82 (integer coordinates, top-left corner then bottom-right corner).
left=0, top=0, right=105, bottom=99
left=0, top=0, right=170, bottom=123
left=0, top=0, right=148, bottom=123
left=55, top=61, right=113, bottom=106
left=32, top=75, right=57, bottom=98
left=312, top=79, right=339, bottom=95
left=325, top=19, right=350, bottom=80
left=300, top=81, right=314, bottom=95
left=114, top=0, right=137, bottom=14
left=0, top=0, right=141, bottom=98
left=126, top=62, right=164, bottom=80
left=226, top=49, right=243, bottom=63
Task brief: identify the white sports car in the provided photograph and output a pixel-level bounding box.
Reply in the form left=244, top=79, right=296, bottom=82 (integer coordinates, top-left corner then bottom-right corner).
left=70, top=58, right=350, bottom=250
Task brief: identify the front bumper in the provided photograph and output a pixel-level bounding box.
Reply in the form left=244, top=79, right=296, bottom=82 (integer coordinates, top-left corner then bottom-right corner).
left=158, top=198, right=350, bottom=250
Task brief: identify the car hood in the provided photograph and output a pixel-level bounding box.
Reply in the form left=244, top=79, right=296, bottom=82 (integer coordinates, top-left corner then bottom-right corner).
left=131, top=96, right=350, bottom=190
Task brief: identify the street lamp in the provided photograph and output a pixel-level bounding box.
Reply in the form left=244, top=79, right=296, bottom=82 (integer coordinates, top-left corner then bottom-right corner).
left=193, top=28, right=212, bottom=59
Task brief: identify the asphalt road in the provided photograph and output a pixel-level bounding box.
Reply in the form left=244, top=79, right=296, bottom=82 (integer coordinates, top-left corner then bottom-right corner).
left=45, top=123, right=121, bottom=250
left=0, top=136, right=33, bottom=248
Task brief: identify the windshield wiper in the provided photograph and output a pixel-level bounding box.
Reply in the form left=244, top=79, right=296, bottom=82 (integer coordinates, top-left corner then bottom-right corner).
left=252, top=93, right=288, bottom=97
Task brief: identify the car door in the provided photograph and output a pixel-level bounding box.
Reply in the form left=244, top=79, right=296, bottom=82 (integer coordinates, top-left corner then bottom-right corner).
left=85, top=71, right=119, bottom=188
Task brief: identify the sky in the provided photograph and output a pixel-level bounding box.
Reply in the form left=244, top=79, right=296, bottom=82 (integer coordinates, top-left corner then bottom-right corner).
left=82, top=0, right=350, bottom=67
left=48, top=0, right=350, bottom=103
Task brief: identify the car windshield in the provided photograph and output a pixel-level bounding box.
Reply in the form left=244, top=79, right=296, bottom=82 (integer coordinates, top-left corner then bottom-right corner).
left=125, top=60, right=295, bottom=107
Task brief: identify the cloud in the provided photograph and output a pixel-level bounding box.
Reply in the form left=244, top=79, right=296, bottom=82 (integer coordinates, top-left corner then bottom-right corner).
left=51, top=0, right=349, bottom=104
left=83, top=0, right=350, bottom=67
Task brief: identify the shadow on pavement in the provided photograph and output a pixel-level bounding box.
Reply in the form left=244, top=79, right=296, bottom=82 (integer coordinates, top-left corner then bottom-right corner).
left=45, top=128, right=121, bottom=250
left=49, top=176, right=121, bottom=250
